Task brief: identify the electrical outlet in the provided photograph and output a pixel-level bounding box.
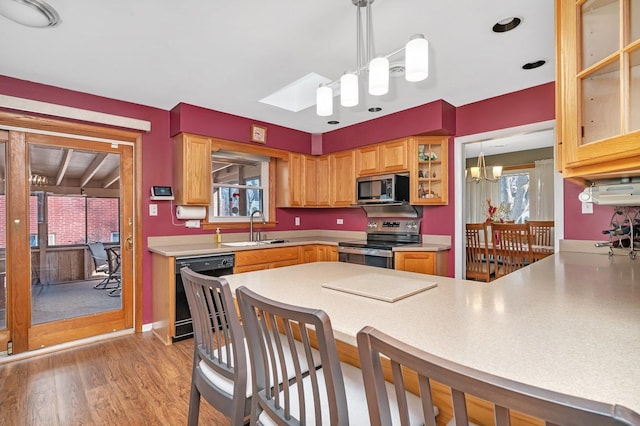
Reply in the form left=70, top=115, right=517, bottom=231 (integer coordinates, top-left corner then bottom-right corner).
left=295, top=217, right=300, bottom=226
left=149, top=204, right=158, bottom=216
left=581, top=201, right=593, bottom=214
left=185, top=220, right=201, bottom=228
left=336, top=218, right=344, bottom=225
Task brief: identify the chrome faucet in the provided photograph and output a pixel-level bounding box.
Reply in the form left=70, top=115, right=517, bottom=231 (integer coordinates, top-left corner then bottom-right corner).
left=250, top=209, right=266, bottom=241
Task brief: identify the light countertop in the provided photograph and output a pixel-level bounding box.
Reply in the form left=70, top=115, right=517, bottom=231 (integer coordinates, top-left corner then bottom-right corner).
left=222, top=253, right=640, bottom=414
left=147, top=233, right=450, bottom=257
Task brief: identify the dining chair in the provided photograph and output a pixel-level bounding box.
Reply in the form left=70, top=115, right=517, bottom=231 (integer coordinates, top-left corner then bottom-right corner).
left=491, top=223, right=533, bottom=278
left=236, top=285, right=436, bottom=425
left=180, top=267, right=251, bottom=426
left=526, top=220, right=554, bottom=261
left=181, top=268, right=320, bottom=426
left=87, top=242, right=121, bottom=290
left=465, top=223, right=494, bottom=282
left=357, top=325, right=640, bottom=426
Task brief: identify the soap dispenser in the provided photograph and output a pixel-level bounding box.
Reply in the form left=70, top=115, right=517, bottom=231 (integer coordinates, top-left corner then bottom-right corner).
left=215, top=227, right=222, bottom=244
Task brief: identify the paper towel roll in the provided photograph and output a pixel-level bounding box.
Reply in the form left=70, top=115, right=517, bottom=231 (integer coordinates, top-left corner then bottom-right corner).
left=176, top=205, right=206, bottom=220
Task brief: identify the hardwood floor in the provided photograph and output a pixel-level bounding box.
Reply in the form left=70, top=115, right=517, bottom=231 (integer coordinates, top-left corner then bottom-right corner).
left=0, top=332, right=228, bottom=425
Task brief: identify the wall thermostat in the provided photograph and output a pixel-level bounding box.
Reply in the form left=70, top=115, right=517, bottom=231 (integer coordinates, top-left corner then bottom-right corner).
left=150, top=186, right=174, bottom=200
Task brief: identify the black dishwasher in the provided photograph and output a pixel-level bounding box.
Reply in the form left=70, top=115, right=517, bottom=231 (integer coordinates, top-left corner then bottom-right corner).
left=174, top=253, right=235, bottom=341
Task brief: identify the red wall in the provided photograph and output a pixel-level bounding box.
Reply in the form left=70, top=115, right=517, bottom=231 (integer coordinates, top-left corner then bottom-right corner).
left=2, top=76, right=600, bottom=326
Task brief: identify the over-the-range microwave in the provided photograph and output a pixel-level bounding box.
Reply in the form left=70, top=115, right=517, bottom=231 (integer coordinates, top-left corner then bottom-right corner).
left=356, top=173, right=410, bottom=204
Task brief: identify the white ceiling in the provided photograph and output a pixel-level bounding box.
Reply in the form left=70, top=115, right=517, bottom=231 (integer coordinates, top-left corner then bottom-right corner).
left=0, top=0, right=554, bottom=135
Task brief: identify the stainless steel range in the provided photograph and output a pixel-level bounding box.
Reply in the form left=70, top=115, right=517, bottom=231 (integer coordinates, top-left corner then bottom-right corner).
left=338, top=219, right=421, bottom=269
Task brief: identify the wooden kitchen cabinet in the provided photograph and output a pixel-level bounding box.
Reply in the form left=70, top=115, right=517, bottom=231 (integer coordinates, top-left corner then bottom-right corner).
left=410, top=136, right=448, bottom=205
left=379, top=139, right=409, bottom=173
left=300, top=245, right=318, bottom=263
left=556, top=0, right=640, bottom=181
left=315, top=155, right=331, bottom=206
left=395, top=251, right=447, bottom=276
left=317, top=245, right=338, bottom=261
left=234, top=246, right=301, bottom=273
left=276, top=153, right=304, bottom=207
left=355, top=139, right=409, bottom=176
left=173, top=133, right=212, bottom=205
left=330, top=150, right=356, bottom=207
left=355, top=144, right=380, bottom=176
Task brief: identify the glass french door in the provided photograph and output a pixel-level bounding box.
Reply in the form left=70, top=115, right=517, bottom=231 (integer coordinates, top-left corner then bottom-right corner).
left=5, top=129, right=134, bottom=352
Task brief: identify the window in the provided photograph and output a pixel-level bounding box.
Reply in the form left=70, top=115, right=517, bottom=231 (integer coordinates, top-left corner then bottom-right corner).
left=46, top=195, right=120, bottom=246
left=209, top=151, right=270, bottom=222
left=499, top=172, right=530, bottom=224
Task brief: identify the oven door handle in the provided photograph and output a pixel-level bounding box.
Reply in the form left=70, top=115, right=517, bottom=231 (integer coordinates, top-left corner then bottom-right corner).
left=337, top=246, right=393, bottom=258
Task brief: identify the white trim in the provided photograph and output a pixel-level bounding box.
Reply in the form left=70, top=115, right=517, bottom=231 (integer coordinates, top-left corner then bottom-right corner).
left=453, top=120, right=562, bottom=279
left=0, top=94, right=151, bottom=132
left=0, top=124, right=135, bottom=146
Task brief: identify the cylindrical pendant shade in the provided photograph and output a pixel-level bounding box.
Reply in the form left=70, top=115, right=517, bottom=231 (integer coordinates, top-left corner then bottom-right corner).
left=368, top=57, right=389, bottom=96
left=316, top=84, right=333, bottom=116
left=340, top=73, right=359, bottom=107
left=405, top=34, right=429, bottom=82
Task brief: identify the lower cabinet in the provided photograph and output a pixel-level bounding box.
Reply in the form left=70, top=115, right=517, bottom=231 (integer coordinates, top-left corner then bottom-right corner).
left=234, top=244, right=339, bottom=273
left=234, top=246, right=302, bottom=273
left=317, top=245, right=338, bottom=262
left=394, top=251, right=448, bottom=276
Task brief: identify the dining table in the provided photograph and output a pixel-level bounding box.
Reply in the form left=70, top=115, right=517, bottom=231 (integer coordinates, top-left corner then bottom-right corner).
left=223, top=255, right=640, bottom=424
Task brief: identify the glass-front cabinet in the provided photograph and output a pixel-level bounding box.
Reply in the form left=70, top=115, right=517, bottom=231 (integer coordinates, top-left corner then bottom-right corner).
left=556, top=0, right=640, bottom=180
left=410, top=136, right=448, bottom=205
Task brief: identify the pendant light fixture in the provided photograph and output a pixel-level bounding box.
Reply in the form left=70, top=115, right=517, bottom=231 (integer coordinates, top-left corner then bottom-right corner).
left=316, top=0, right=429, bottom=116
left=0, top=0, right=60, bottom=28
left=469, top=145, right=503, bottom=183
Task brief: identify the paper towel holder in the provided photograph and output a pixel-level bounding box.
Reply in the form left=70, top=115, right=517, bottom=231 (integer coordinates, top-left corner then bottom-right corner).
left=150, top=186, right=174, bottom=201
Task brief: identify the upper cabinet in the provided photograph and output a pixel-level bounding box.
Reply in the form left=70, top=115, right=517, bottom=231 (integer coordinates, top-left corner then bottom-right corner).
left=410, top=136, right=448, bottom=205
left=556, top=0, right=640, bottom=181
left=174, top=133, right=211, bottom=205
left=355, top=139, right=409, bottom=176
left=330, top=150, right=356, bottom=207
left=277, top=153, right=332, bottom=208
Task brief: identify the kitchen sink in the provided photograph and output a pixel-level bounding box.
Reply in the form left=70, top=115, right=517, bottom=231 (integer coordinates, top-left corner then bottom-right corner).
left=222, top=241, right=261, bottom=247
left=222, top=239, right=287, bottom=247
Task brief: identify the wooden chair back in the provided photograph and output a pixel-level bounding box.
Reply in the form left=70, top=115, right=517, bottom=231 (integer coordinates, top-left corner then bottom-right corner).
left=357, top=326, right=640, bottom=426
left=180, top=267, right=250, bottom=426
left=526, top=220, right=555, bottom=261
left=236, top=285, right=348, bottom=425
left=491, top=222, right=533, bottom=278
left=465, top=223, right=493, bottom=282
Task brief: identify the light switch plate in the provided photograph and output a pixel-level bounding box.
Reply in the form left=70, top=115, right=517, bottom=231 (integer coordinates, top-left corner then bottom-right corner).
left=337, top=218, right=344, bottom=225
left=581, top=201, right=593, bottom=214
left=149, top=204, right=158, bottom=216
left=295, top=217, right=300, bottom=226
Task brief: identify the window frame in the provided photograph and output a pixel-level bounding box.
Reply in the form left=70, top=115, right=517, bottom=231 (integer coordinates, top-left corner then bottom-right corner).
left=204, top=138, right=286, bottom=231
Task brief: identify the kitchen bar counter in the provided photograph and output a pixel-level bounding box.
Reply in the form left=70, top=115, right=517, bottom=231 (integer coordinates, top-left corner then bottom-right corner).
left=148, top=233, right=450, bottom=257
left=222, top=252, right=640, bottom=415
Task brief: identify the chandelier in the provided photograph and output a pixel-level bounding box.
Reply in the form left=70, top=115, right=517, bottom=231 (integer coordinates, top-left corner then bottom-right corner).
left=469, top=150, right=502, bottom=183
left=30, top=174, right=49, bottom=186
left=316, top=0, right=429, bottom=116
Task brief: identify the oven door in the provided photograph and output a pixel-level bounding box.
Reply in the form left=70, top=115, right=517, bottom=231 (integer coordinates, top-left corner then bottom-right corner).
left=337, top=246, right=394, bottom=269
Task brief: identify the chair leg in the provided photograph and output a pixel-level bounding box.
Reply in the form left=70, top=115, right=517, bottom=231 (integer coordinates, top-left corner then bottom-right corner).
left=187, top=384, right=201, bottom=426
left=93, top=275, right=120, bottom=290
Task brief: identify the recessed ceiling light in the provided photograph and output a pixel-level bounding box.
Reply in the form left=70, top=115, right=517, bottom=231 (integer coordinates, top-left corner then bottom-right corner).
left=327, top=120, right=340, bottom=125
left=0, top=0, right=61, bottom=28
left=522, top=60, right=546, bottom=70
left=368, top=107, right=382, bottom=113
left=492, top=17, right=521, bottom=33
